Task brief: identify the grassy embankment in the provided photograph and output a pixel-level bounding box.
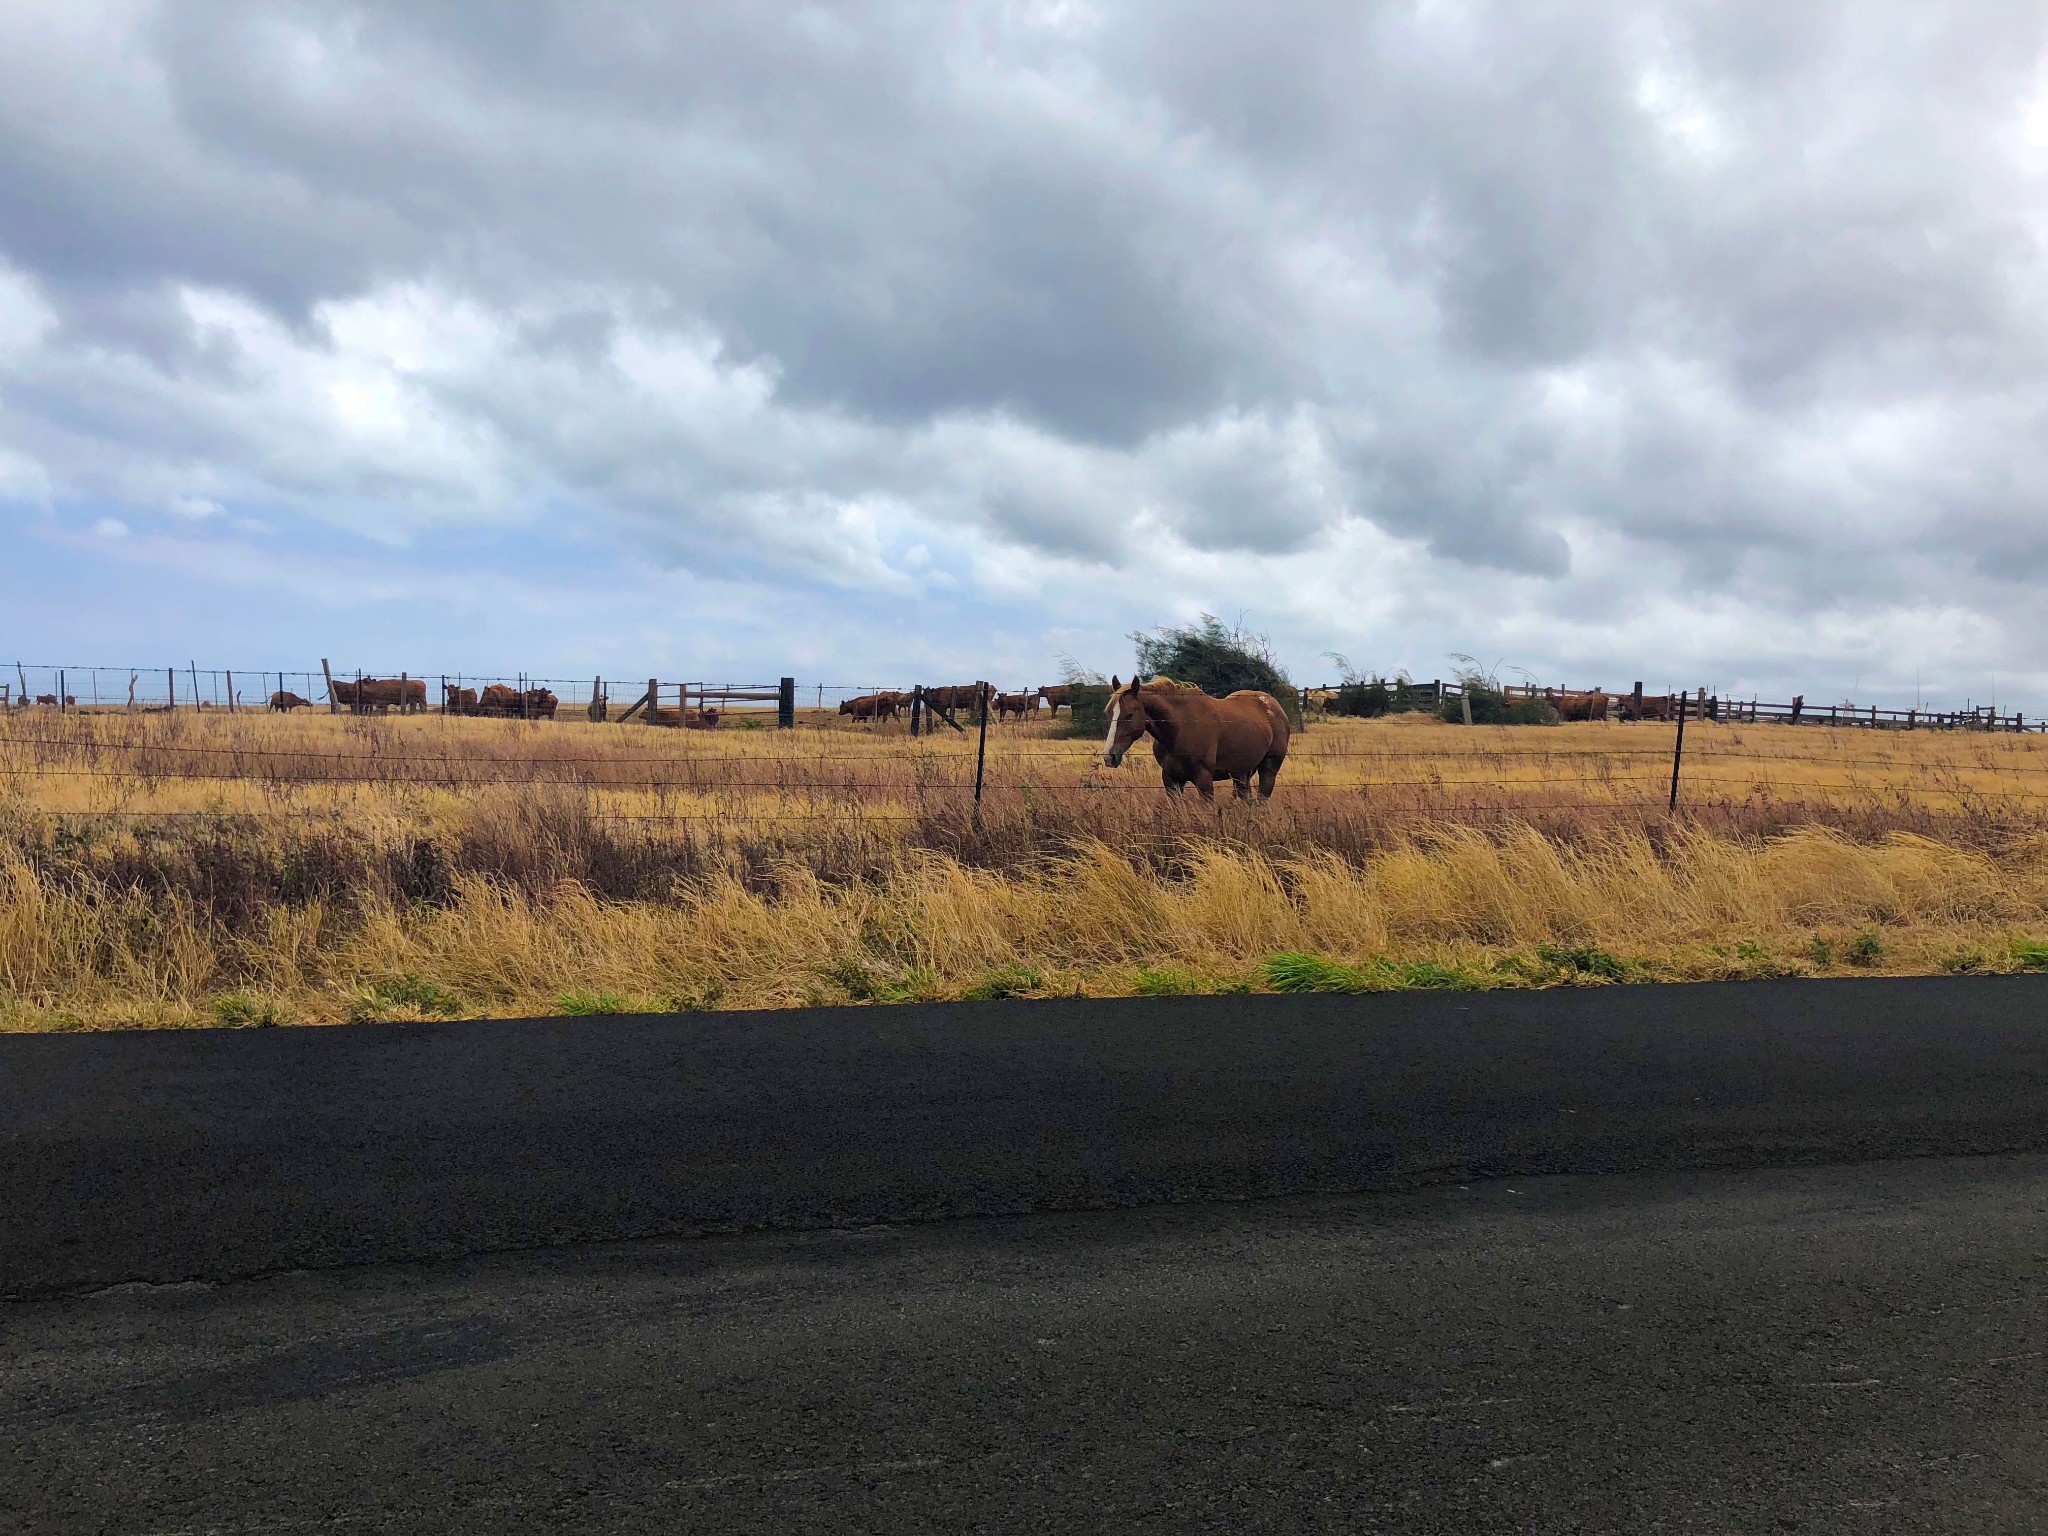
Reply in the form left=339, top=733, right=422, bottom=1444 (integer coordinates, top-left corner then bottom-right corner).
left=3, top=706, right=2047, bottom=1029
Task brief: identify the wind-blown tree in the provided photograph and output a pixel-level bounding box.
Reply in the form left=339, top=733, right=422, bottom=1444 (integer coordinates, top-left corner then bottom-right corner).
left=1130, top=615, right=1301, bottom=725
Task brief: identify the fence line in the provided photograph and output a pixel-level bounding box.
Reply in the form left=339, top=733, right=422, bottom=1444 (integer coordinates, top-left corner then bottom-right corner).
left=11, top=659, right=2042, bottom=736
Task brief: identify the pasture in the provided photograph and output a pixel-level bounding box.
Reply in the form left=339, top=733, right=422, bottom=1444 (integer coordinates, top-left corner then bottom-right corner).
left=4, top=703, right=2048, bottom=1030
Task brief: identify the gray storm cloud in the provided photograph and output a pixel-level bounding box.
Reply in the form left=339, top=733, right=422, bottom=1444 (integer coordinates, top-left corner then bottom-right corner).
left=2, top=0, right=2047, bottom=693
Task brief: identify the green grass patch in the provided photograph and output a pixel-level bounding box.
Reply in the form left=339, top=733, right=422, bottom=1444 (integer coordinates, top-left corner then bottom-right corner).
left=1847, top=931, right=1884, bottom=967
left=347, top=972, right=462, bottom=1023
left=960, top=964, right=1043, bottom=1001
left=1261, top=951, right=1361, bottom=993
left=1260, top=951, right=1492, bottom=994
left=555, top=990, right=633, bottom=1016
left=819, top=957, right=940, bottom=1004
left=1133, top=965, right=1205, bottom=997
left=2011, top=939, right=2048, bottom=971
left=212, top=992, right=286, bottom=1028
left=1534, top=942, right=1631, bottom=981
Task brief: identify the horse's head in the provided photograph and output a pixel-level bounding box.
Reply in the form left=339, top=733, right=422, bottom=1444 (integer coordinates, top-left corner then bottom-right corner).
left=1102, top=676, right=1150, bottom=766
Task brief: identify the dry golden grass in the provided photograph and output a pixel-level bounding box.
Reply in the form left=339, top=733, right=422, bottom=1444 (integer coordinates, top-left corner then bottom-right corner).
left=4, top=704, right=2048, bottom=1030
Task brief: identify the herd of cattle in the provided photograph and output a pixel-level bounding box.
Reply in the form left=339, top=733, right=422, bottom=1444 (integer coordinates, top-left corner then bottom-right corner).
left=837, top=684, right=1074, bottom=724
left=200, top=676, right=1692, bottom=727
left=1299, top=685, right=1689, bottom=722
left=264, top=679, right=559, bottom=716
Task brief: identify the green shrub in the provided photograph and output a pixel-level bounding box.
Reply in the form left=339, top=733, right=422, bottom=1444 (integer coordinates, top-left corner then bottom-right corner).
left=1809, top=936, right=1835, bottom=967
left=1847, top=931, right=1884, bottom=967
left=1131, top=614, right=1301, bottom=725
left=1938, top=949, right=1985, bottom=974
left=1058, top=684, right=1114, bottom=737
left=1328, top=678, right=1393, bottom=718
left=1440, top=686, right=1557, bottom=726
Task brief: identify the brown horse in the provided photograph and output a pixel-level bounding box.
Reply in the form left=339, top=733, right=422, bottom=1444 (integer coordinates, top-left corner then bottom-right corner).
left=1101, top=676, right=1290, bottom=799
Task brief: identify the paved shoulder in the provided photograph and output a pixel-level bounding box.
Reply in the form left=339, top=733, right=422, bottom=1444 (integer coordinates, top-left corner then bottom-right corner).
left=5, top=977, right=2048, bottom=1294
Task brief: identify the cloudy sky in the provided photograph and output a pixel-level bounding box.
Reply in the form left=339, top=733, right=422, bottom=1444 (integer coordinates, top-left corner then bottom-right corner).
left=3, top=1, right=2046, bottom=706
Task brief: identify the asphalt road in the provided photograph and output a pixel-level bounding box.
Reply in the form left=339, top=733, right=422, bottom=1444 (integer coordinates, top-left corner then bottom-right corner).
left=5, top=980, right=2046, bottom=1530
left=7, top=977, right=2048, bottom=1295
left=4, top=1155, right=2044, bottom=1534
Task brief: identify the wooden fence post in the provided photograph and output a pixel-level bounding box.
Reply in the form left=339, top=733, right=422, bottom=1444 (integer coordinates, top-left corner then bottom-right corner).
left=973, top=682, right=990, bottom=812
left=910, top=686, right=924, bottom=738
left=778, top=677, right=795, bottom=730
left=647, top=678, right=659, bottom=726
left=168, top=666, right=176, bottom=712
left=1631, top=681, right=1643, bottom=722
left=190, top=661, right=201, bottom=713
left=321, top=659, right=336, bottom=713
left=225, top=669, right=236, bottom=713
left=58, top=669, right=66, bottom=714
left=1668, top=691, right=1689, bottom=812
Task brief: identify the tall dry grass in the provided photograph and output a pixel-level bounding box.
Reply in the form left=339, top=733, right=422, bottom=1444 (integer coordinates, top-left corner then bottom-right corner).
left=4, top=706, right=2048, bottom=1029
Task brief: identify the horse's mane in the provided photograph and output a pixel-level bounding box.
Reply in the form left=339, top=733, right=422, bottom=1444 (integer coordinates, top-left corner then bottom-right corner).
left=1143, top=675, right=1198, bottom=691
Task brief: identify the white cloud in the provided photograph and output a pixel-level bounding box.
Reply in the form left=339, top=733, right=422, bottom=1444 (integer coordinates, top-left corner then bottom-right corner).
left=1, top=1, right=2047, bottom=705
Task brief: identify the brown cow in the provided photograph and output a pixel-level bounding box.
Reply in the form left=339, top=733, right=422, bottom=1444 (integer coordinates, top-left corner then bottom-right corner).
left=922, top=683, right=992, bottom=718
left=839, top=694, right=881, bottom=722
left=330, top=677, right=427, bottom=713
left=994, top=690, right=1038, bottom=722
left=268, top=690, right=311, bottom=712
left=473, top=684, right=556, bottom=719
left=443, top=684, right=479, bottom=715
left=34, top=694, right=75, bottom=706
left=1627, top=694, right=1675, bottom=722
left=1037, top=685, right=1072, bottom=716
left=1545, top=688, right=1609, bottom=722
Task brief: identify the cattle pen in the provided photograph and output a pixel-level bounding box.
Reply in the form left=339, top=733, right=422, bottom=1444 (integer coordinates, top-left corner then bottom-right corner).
left=9, top=655, right=2048, bottom=1033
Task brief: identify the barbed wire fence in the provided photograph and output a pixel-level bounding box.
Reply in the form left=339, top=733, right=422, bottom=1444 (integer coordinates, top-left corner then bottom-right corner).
left=5, top=675, right=2048, bottom=838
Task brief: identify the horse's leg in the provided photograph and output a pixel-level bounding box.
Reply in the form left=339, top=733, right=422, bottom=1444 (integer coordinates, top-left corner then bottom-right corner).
left=1192, top=768, right=1216, bottom=800
left=1257, top=758, right=1281, bottom=798
left=1161, top=767, right=1184, bottom=796
left=1231, top=772, right=1251, bottom=799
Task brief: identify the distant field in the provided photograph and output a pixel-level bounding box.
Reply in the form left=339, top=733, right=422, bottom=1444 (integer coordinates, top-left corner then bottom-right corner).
left=4, top=705, right=2048, bottom=1029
